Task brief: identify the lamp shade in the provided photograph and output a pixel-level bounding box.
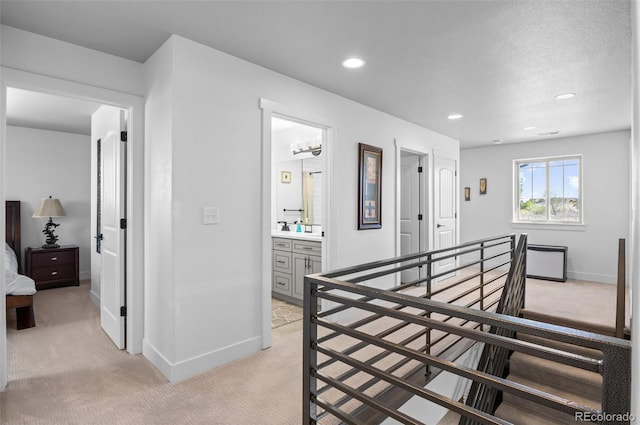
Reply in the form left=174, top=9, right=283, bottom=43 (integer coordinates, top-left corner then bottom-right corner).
left=33, top=197, right=66, bottom=218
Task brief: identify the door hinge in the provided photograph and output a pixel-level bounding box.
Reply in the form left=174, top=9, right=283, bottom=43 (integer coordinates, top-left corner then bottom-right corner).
left=418, top=214, right=423, bottom=221
left=418, top=166, right=423, bottom=173
left=120, top=131, right=128, bottom=142
left=120, top=218, right=127, bottom=229
left=120, top=306, right=127, bottom=317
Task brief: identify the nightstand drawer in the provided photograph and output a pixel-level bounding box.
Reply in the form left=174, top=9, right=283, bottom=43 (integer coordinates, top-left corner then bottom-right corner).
left=30, top=249, right=76, bottom=267
left=25, top=245, right=79, bottom=290
left=31, top=265, right=76, bottom=282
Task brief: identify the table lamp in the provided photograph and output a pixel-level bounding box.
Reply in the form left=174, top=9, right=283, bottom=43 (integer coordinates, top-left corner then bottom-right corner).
left=33, top=196, right=66, bottom=248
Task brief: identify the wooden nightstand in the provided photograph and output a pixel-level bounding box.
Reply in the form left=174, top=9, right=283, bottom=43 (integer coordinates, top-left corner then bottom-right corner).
left=25, top=245, right=79, bottom=290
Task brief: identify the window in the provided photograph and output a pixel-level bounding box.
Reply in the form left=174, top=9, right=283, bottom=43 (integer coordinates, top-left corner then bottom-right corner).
left=515, top=155, right=582, bottom=223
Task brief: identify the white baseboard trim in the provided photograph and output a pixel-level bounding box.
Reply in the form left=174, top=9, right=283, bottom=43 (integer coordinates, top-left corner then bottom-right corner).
left=89, top=290, right=100, bottom=308
left=143, top=336, right=264, bottom=383
left=568, top=271, right=616, bottom=285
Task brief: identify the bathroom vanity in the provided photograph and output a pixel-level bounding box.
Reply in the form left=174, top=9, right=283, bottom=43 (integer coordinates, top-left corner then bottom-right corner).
left=272, top=233, right=321, bottom=305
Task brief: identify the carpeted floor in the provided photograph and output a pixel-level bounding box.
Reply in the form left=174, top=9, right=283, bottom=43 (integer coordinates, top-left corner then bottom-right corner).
left=0, top=277, right=627, bottom=424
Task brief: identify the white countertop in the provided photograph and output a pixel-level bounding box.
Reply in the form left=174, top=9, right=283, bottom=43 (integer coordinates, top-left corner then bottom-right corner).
left=271, top=231, right=322, bottom=242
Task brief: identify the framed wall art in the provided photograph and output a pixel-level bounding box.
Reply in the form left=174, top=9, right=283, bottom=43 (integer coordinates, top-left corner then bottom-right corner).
left=480, top=178, right=487, bottom=195
left=464, top=187, right=471, bottom=201
left=281, top=170, right=291, bottom=183
left=358, top=143, right=382, bottom=230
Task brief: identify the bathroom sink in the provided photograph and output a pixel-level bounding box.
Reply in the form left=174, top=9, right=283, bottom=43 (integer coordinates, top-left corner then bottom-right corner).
left=271, top=230, right=322, bottom=241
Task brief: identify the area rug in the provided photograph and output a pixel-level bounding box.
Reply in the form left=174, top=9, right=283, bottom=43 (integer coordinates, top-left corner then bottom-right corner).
left=271, top=298, right=303, bottom=328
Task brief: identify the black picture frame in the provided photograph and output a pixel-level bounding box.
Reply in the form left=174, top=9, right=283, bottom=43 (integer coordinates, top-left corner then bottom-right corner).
left=358, top=143, right=382, bottom=230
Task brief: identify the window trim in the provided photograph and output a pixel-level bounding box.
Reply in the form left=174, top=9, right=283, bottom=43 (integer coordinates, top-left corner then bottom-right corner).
left=513, top=154, right=583, bottom=225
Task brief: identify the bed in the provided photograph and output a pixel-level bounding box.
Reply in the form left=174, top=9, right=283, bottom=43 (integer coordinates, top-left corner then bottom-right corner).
left=5, top=200, right=36, bottom=329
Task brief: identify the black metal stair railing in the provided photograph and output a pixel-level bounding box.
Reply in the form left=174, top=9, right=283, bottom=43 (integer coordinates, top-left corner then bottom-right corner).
left=302, top=234, right=631, bottom=425
left=460, top=234, right=527, bottom=425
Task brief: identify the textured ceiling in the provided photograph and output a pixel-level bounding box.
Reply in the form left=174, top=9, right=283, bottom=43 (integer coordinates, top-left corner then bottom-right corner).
left=0, top=0, right=632, bottom=148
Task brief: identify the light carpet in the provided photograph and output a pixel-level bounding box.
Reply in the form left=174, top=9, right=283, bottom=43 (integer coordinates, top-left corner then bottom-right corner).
left=2, top=281, right=303, bottom=424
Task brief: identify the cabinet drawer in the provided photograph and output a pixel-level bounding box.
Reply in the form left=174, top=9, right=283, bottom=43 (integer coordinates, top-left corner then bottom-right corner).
left=272, top=238, right=292, bottom=251
left=30, top=250, right=75, bottom=267
left=292, top=240, right=321, bottom=255
left=31, top=265, right=76, bottom=282
left=272, top=271, right=292, bottom=296
left=273, top=251, right=292, bottom=273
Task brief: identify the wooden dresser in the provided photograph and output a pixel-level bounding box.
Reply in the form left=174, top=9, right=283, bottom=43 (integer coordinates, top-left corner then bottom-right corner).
left=25, top=245, right=80, bottom=290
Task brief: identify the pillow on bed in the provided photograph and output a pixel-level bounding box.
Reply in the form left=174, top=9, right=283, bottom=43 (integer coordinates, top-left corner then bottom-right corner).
left=4, top=242, right=18, bottom=282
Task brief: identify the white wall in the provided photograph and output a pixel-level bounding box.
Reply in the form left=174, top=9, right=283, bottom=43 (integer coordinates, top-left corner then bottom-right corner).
left=143, top=35, right=458, bottom=382
left=5, top=126, right=91, bottom=278
left=460, top=130, right=630, bottom=284
left=0, top=26, right=143, bottom=96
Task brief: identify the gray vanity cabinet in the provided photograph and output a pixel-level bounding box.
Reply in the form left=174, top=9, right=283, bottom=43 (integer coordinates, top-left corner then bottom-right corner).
left=272, top=236, right=321, bottom=304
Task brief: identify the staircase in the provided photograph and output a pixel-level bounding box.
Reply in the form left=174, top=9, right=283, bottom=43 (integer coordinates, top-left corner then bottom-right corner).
left=492, top=308, right=632, bottom=425
left=494, top=331, right=603, bottom=424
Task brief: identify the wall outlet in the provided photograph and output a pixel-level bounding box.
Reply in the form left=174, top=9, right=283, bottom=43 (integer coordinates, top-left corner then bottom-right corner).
left=203, top=207, right=220, bottom=225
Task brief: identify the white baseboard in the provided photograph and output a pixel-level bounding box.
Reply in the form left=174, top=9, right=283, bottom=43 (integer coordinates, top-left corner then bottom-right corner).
left=89, top=290, right=100, bottom=308
left=143, top=336, right=264, bottom=383
left=568, top=271, right=616, bottom=284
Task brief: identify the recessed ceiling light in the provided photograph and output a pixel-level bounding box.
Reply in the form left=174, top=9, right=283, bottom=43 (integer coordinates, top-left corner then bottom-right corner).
left=523, top=126, right=537, bottom=131
left=492, top=139, right=503, bottom=144
left=555, top=92, right=576, bottom=100
left=447, top=114, right=463, bottom=120
left=342, top=57, right=365, bottom=69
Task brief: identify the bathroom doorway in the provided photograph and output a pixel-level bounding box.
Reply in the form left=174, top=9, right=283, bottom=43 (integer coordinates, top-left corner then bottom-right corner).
left=259, top=99, right=331, bottom=348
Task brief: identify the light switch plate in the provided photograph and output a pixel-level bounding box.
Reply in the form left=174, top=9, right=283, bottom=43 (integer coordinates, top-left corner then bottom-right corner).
left=203, top=207, right=220, bottom=225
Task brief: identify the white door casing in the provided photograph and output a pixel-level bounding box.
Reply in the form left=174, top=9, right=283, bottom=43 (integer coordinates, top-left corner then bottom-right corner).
left=400, top=152, right=421, bottom=283
left=93, top=105, right=126, bottom=349
left=433, top=154, right=457, bottom=279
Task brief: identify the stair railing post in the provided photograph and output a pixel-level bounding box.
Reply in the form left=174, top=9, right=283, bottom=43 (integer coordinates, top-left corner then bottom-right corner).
left=615, top=238, right=625, bottom=339
left=479, top=242, right=485, bottom=332
left=425, top=253, right=432, bottom=378
left=303, top=275, right=318, bottom=424
left=600, top=345, right=631, bottom=425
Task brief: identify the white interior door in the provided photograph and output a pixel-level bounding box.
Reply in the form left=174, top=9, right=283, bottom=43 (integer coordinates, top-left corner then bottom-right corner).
left=433, top=154, right=457, bottom=279
left=92, top=106, right=126, bottom=349
left=400, top=152, right=421, bottom=283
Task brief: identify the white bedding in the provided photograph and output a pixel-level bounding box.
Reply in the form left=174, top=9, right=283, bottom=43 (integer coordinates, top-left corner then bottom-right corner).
left=4, top=242, right=36, bottom=296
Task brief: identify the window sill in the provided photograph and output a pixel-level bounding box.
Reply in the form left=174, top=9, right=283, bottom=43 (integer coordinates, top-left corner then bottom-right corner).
left=511, top=222, right=586, bottom=232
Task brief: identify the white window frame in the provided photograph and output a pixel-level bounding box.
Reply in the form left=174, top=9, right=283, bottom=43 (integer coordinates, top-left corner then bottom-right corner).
left=513, top=154, right=583, bottom=225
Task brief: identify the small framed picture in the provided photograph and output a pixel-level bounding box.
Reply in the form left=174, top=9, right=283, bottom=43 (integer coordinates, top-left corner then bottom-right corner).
left=464, top=187, right=471, bottom=201
left=281, top=171, right=291, bottom=183
left=480, top=178, right=487, bottom=195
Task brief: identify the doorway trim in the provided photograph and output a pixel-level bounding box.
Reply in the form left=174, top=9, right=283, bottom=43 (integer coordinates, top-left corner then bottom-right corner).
left=0, top=68, right=144, bottom=390
left=259, top=98, right=332, bottom=349
left=395, top=140, right=431, bottom=254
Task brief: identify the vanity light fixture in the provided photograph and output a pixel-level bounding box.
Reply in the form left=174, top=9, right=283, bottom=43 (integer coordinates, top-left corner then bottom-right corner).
left=342, top=57, right=365, bottom=69
left=447, top=113, right=463, bottom=120
left=554, top=92, right=576, bottom=100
